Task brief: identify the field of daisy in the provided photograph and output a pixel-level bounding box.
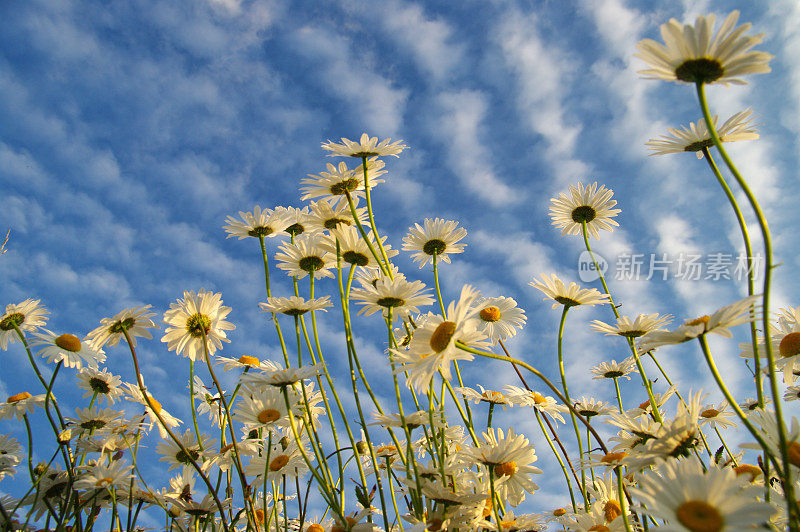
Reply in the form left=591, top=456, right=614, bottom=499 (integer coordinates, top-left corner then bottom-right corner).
left=2, top=9, right=800, bottom=532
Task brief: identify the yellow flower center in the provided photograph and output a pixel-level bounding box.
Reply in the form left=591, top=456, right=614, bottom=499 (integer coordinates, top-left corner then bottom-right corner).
left=479, top=306, right=502, bottom=322
left=780, top=332, right=800, bottom=358
left=146, top=396, right=162, bottom=414
left=254, top=509, right=266, bottom=523
left=638, top=399, right=653, bottom=411
left=427, top=517, right=444, bottom=531
left=733, top=464, right=762, bottom=482
left=376, top=445, right=397, bottom=457
left=601, top=451, right=627, bottom=464
left=331, top=516, right=358, bottom=532
left=499, top=519, right=518, bottom=531
left=269, top=454, right=290, bottom=471
left=96, top=477, right=115, bottom=487
left=482, top=390, right=503, bottom=402
left=675, top=500, right=724, bottom=532
left=532, top=392, right=547, bottom=405
left=238, top=355, right=260, bottom=366
left=588, top=526, right=609, bottom=532
left=700, top=408, right=719, bottom=418
left=307, top=524, right=325, bottom=532
left=493, top=461, right=517, bottom=477
left=7, top=392, right=32, bottom=403
left=55, top=333, right=81, bottom=352
left=258, top=409, right=281, bottom=424
left=429, top=321, right=456, bottom=353
left=186, top=313, right=211, bottom=338
left=788, top=442, right=800, bottom=468
left=604, top=500, right=622, bottom=522
left=553, top=508, right=567, bottom=517
left=684, top=315, right=710, bottom=327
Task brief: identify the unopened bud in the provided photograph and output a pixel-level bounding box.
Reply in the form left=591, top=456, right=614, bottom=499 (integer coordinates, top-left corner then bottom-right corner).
left=356, top=441, right=369, bottom=454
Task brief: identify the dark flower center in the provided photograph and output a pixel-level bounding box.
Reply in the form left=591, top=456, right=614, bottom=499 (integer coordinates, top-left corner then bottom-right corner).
left=247, top=226, right=274, bottom=237
left=571, top=206, right=596, bottom=223
left=684, top=139, right=714, bottom=152
left=329, top=178, right=359, bottom=196
left=554, top=296, right=580, bottom=307
left=603, top=370, right=624, bottom=378
left=89, top=377, right=111, bottom=394
left=176, top=448, right=200, bottom=464
left=422, top=239, right=446, bottom=256
left=323, top=218, right=350, bottom=230
left=376, top=297, right=404, bottom=308
left=80, top=419, right=107, bottom=431
left=0, top=312, right=25, bottom=331
left=675, top=58, right=725, bottom=84
left=285, top=223, right=305, bottom=237
left=342, top=250, right=369, bottom=266
left=186, top=313, right=211, bottom=338
left=299, top=256, right=324, bottom=273
left=109, top=317, right=136, bottom=334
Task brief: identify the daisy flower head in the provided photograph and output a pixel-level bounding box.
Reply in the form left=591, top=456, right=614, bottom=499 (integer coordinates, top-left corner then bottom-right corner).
left=391, top=285, right=488, bottom=390
left=635, top=10, right=773, bottom=86
left=549, top=182, right=620, bottom=240
left=86, top=305, right=158, bottom=350
left=322, top=133, right=407, bottom=158
left=30, top=329, right=105, bottom=370
left=275, top=233, right=335, bottom=280
left=274, top=205, right=311, bottom=238
left=455, top=385, right=511, bottom=408
left=232, top=386, right=288, bottom=432
left=573, top=397, right=615, bottom=419
left=629, top=459, right=776, bottom=530
left=306, top=199, right=366, bottom=233
left=529, top=274, right=611, bottom=309
left=124, top=383, right=182, bottom=439
left=646, top=109, right=759, bottom=158
left=240, top=363, right=325, bottom=389
left=473, top=296, right=526, bottom=344
left=325, top=225, right=397, bottom=269
left=156, top=430, right=214, bottom=471
left=350, top=274, right=433, bottom=322
left=259, top=296, right=333, bottom=317
left=161, top=289, right=235, bottom=362
left=638, top=295, right=760, bottom=351
left=698, top=401, right=737, bottom=429
left=590, top=313, right=672, bottom=338
left=68, top=406, right=124, bottom=435
left=74, top=459, right=134, bottom=491
left=0, top=298, right=48, bottom=350
left=402, top=218, right=468, bottom=268
left=0, top=392, right=46, bottom=421
left=591, top=358, right=638, bottom=380
left=223, top=205, right=289, bottom=239
left=503, top=385, right=568, bottom=423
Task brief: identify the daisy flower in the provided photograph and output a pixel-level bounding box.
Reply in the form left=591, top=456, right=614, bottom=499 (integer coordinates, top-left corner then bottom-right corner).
left=698, top=401, right=737, bottom=429
left=244, top=438, right=310, bottom=481
left=68, top=406, right=124, bottom=434
left=259, top=296, right=333, bottom=317
left=529, top=274, right=611, bottom=309
left=232, top=387, right=289, bottom=432
left=549, top=182, right=620, bottom=239
left=504, top=385, right=568, bottom=423
left=306, top=199, right=366, bottom=233
left=322, top=133, right=407, bottom=158
left=0, top=392, right=46, bottom=421
left=391, top=285, right=489, bottom=390
left=402, top=218, right=468, bottom=268
left=301, top=160, right=386, bottom=204
left=240, top=364, right=325, bottom=389
left=646, top=109, right=759, bottom=158
left=459, top=428, right=542, bottom=506
left=629, top=459, right=776, bottom=530
left=590, top=358, right=638, bottom=380
left=473, top=296, right=527, bottom=344
left=214, top=355, right=277, bottom=372
left=573, top=397, right=615, bottom=419
left=124, top=383, right=182, bottom=439
left=370, top=410, right=445, bottom=431
left=86, top=305, right=158, bottom=350
left=0, top=435, right=22, bottom=481
left=30, top=329, right=105, bottom=369
left=590, top=313, right=672, bottom=338
left=638, top=295, right=760, bottom=351
left=635, top=10, right=773, bottom=85
left=275, top=233, right=335, bottom=280
left=156, top=430, right=214, bottom=471
left=0, top=298, right=48, bottom=350
left=74, top=459, right=134, bottom=491
left=784, top=385, right=800, bottom=402
left=223, top=205, right=289, bottom=239
left=76, top=367, right=126, bottom=404
left=161, top=288, right=235, bottom=362
left=455, top=385, right=511, bottom=408
left=274, top=205, right=311, bottom=237
left=325, top=225, right=397, bottom=269
left=350, top=274, right=434, bottom=322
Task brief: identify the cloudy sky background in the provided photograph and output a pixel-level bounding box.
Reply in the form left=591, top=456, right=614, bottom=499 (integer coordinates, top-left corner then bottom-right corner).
left=2, top=0, right=800, bottom=525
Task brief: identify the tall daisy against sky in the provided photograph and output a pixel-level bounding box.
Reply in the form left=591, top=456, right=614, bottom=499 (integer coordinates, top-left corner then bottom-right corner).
left=85, top=305, right=158, bottom=350
left=635, top=10, right=773, bottom=85
left=161, top=289, right=235, bottom=362
left=646, top=109, right=759, bottom=157
left=222, top=205, right=289, bottom=240
left=0, top=299, right=48, bottom=350
left=321, top=133, right=407, bottom=158
left=548, top=182, right=620, bottom=240
left=402, top=218, right=468, bottom=268
left=529, top=274, right=610, bottom=309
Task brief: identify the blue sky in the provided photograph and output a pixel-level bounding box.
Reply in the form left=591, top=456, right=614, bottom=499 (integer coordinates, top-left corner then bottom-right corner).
left=2, top=0, right=800, bottom=524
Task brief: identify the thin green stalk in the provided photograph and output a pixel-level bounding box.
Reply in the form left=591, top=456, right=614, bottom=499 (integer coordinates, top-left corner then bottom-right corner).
left=344, top=190, right=388, bottom=277
left=432, top=253, right=447, bottom=317
left=556, top=306, right=588, bottom=506
left=534, top=409, right=578, bottom=512
left=580, top=224, right=662, bottom=422
left=612, top=377, right=624, bottom=413
left=360, top=155, right=393, bottom=271
left=259, top=235, right=290, bottom=357
left=696, top=81, right=795, bottom=527
left=189, top=360, right=204, bottom=451
left=700, top=146, right=763, bottom=406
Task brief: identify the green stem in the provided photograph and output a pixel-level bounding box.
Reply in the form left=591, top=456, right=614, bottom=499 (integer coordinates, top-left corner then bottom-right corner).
left=534, top=409, right=578, bottom=512
left=360, top=155, right=393, bottom=272
left=612, top=377, right=624, bottom=414
left=696, top=81, right=796, bottom=528
left=432, top=253, right=447, bottom=317
left=189, top=360, right=204, bottom=451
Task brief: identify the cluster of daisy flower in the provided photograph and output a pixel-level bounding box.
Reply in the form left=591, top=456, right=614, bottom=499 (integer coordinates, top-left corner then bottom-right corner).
left=1, top=10, right=798, bottom=532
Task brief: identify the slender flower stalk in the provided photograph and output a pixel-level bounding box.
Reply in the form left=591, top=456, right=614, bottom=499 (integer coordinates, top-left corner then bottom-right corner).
left=696, top=81, right=797, bottom=528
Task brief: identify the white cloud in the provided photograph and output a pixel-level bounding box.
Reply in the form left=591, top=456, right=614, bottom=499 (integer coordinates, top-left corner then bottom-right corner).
left=433, top=90, right=520, bottom=206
